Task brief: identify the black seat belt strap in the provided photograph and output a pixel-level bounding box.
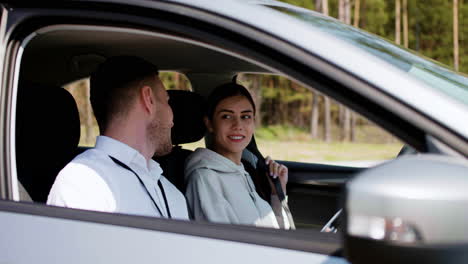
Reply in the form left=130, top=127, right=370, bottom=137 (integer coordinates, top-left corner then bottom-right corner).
left=157, top=180, right=172, bottom=218
left=256, top=158, right=296, bottom=230
left=248, top=137, right=296, bottom=230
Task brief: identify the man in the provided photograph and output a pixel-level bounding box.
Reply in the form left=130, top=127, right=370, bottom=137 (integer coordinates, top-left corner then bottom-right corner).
left=47, top=56, right=188, bottom=220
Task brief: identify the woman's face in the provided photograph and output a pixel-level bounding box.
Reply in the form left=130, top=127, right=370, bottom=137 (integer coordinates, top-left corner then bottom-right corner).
left=205, top=95, right=255, bottom=163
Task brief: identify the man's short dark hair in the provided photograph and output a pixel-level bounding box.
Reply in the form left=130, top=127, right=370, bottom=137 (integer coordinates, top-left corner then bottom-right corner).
left=90, top=56, right=159, bottom=131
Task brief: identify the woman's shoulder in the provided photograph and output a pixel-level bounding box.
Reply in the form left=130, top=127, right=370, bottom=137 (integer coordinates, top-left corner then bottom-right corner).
left=185, top=148, right=239, bottom=180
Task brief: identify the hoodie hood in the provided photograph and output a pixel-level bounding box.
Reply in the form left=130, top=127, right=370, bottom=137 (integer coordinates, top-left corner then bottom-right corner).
left=184, top=148, right=245, bottom=180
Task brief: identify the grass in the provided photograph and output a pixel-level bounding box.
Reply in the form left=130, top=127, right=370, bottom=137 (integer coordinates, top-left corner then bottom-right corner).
left=79, top=124, right=403, bottom=163
left=182, top=139, right=402, bottom=163
left=181, top=125, right=403, bottom=163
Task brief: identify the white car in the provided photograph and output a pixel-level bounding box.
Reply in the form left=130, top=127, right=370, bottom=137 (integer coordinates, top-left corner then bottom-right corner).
left=1, top=0, right=467, bottom=263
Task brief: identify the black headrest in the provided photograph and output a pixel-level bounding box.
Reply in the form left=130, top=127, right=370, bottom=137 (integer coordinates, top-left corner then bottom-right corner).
left=168, top=90, right=206, bottom=145
left=16, top=83, right=80, bottom=202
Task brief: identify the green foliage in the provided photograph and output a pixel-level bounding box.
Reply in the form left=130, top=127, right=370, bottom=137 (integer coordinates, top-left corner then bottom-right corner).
left=459, top=2, right=468, bottom=73
left=255, top=125, right=309, bottom=141
left=277, top=0, right=467, bottom=73
left=159, top=71, right=192, bottom=90
left=360, top=0, right=389, bottom=36
left=281, top=0, right=314, bottom=9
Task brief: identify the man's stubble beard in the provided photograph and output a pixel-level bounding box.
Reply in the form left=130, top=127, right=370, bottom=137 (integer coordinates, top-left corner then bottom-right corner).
left=148, top=118, right=173, bottom=157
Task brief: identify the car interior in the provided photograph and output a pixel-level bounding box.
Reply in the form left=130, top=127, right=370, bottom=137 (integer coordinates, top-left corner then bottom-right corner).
left=15, top=24, right=373, bottom=231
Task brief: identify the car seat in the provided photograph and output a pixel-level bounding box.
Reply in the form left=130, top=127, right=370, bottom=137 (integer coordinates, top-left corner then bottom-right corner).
left=16, top=83, right=80, bottom=202
left=154, top=90, right=206, bottom=192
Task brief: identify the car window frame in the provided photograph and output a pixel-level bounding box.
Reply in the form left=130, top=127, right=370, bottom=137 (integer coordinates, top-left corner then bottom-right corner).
left=0, top=1, right=461, bottom=255
left=0, top=4, right=346, bottom=255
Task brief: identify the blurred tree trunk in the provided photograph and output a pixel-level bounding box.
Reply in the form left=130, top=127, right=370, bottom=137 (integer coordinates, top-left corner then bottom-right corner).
left=454, top=0, right=459, bottom=71
left=403, top=0, right=408, bottom=48
left=250, top=75, right=263, bottom=127
left=310, top=91, right=319, bottom=139
left=353, top=0, right=360, bottom=27
left=320, top=0, right=330, bottom=142
left=338, top=1, right=351, bottom=141
left=344, top=0, right=351, bottom=141
left=395, top=0, right=401, bottom=44
left=279, top=78, right=288, bottom=124
left=322, top=0, right=329, bottom=15
left=350, top=0, right=360, bottom=141
left=350, top=111, right=356, bottom=142
left=343, top=107, right=351, bottom=141
left=339, top=0, right=344, bottom=21
left=345, top=0, right=351, bottom=24
left=324, top=97, right=331, bottom=142
left=83, top=79, right=94, bottom=144
left=315, top=0, right=322, bottom=12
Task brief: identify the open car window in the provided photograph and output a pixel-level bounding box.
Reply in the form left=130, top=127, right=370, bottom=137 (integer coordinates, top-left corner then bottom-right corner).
left=5, top=3, right=462, bottom=261
left=65, top=72, right=192, bottom=147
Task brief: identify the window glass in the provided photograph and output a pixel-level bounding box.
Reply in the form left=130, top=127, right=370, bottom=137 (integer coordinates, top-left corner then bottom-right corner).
left=64, top=78, right=98, bottom=147
left=160, top=71, right=192, bottom=91
left=236, top=73, right=404, bottom=167
left=64, top=72, right=192, bottom=147
left=269, top=6, right=468, bottom=106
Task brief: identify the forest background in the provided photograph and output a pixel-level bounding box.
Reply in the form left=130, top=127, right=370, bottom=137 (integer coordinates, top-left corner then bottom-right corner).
left=66, top=0, right=467, bottom=163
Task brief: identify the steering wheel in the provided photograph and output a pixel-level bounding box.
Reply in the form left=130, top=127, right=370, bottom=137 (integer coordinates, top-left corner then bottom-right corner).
left=320, top=209, right=342, bottom=233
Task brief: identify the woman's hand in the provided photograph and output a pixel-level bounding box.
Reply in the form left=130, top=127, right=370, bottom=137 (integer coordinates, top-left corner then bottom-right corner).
left=265, top=156, right=288, bottom=195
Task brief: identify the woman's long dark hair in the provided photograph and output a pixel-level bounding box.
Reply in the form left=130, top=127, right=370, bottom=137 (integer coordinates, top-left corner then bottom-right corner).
left=206, top=82, right=271, bottom=202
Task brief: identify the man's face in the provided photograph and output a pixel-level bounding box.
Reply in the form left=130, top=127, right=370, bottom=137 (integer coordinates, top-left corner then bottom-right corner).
left=148, top=76, right=174, bottom=157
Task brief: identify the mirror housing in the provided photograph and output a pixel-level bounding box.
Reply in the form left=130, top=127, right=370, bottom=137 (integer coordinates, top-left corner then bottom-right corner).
left=344, top=155, right=468, bottom=264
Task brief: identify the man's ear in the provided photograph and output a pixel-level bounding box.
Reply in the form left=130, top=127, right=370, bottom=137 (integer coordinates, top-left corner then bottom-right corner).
left=204, top=116, right=213, bottom=133
left=140, top=85, right=155, bottom=114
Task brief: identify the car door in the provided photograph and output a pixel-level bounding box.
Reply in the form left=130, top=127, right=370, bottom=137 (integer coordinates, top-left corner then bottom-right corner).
left=284, top=160, right=360, bottom=229
left=0, top=2, right=345, bottom=263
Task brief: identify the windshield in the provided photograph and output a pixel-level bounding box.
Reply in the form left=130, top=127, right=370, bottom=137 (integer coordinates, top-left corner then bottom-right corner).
left=268, top=6, right=468, bottom=106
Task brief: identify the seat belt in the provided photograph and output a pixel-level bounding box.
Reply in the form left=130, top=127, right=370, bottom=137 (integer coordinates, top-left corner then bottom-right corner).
left=246, top=137, right=296, bottom=230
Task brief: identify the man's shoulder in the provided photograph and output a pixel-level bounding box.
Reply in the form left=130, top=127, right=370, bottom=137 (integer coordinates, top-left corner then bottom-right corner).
left=57, top=148, right=112, bottom=181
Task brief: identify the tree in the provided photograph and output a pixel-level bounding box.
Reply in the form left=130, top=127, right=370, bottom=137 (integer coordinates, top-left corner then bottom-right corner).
left=395, top=0, right=401, bottom=45
left=337, top=0, right=351, bottom=141
left=324, top=97, right=331, bottom=142
left=310, top=92, right=319, bottom=139
left=321, top=0, right=331, bottom=142
left=322, top=0, right=329, bottom=15
left=454, top=0, right=460, bottom=71
left=351, top=0, right=360, bottom=142
left=403, top=0, right=408, bottom=48
left=353, top=0, right=360, bottom=27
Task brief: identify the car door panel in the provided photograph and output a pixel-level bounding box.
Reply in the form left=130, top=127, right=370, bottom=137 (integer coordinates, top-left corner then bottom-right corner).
left=281, top=160, right=363, bottom=229
left=0, top=200, right=346, bottom=264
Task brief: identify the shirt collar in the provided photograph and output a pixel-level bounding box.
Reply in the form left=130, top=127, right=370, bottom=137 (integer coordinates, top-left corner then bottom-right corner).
left=95, top=136, right=146, bottom=166
left=95, top=136, right=163, bottom=177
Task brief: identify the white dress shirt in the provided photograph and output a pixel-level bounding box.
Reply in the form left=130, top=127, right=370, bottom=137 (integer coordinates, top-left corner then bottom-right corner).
left=47, top=136, right=189, bottom=220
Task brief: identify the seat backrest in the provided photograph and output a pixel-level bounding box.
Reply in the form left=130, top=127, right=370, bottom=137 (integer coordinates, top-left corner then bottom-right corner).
left=154, top=90, right=206, bottom=192
left=16, top=83, right=80, bottom=202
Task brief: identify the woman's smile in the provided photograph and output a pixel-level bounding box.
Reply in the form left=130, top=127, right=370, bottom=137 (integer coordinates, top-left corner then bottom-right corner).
left=206, top=95, right=255, bottom=164
left=227, top=134, right=246, bottom=142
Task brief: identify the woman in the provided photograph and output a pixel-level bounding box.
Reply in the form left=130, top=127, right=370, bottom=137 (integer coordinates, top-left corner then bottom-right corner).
left=184, top=82, right=291, bottom=229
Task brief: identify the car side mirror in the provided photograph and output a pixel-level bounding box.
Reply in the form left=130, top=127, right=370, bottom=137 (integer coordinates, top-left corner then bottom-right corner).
left=343, top=155, right=468, bottom=264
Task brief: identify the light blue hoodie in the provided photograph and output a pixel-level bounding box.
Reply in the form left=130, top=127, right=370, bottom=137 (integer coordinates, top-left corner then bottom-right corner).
left=184, top=148, right=288, bottom=228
